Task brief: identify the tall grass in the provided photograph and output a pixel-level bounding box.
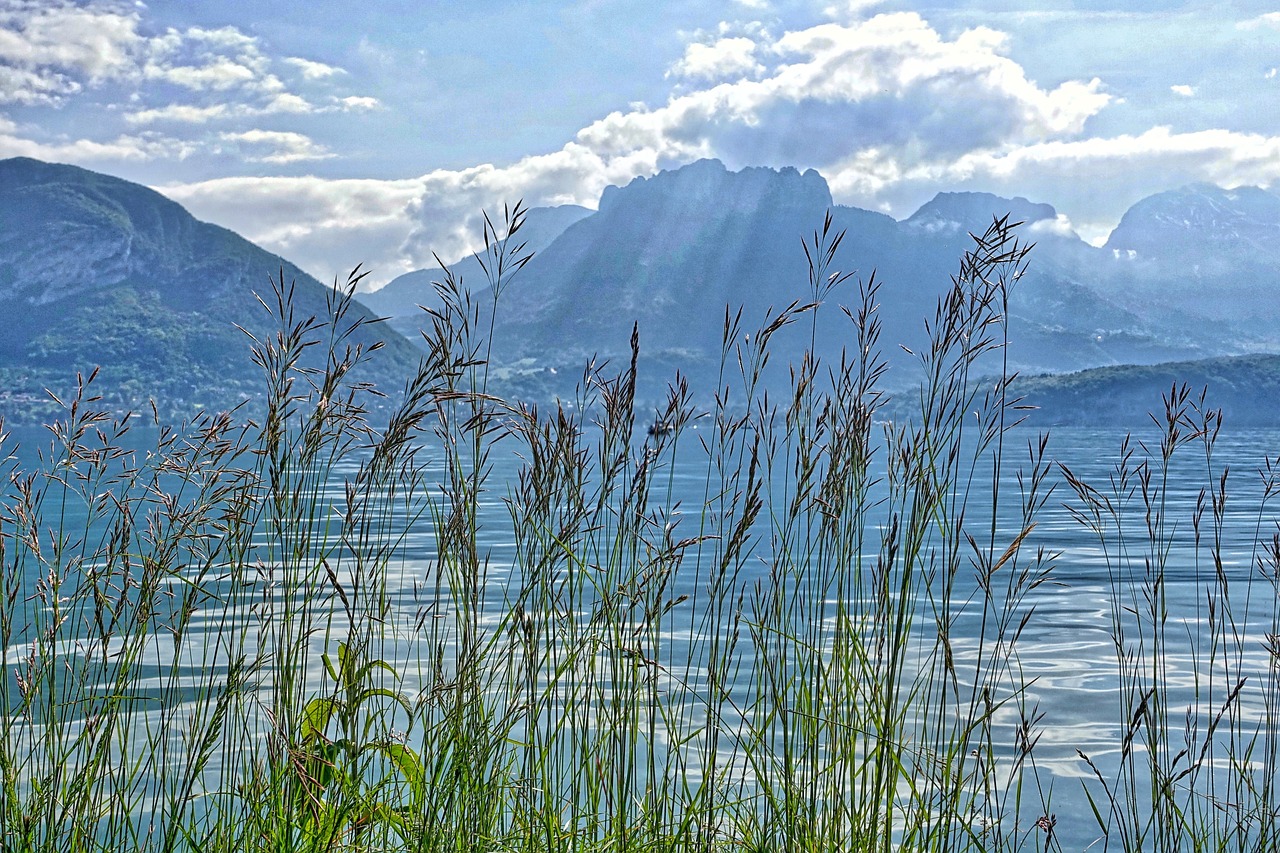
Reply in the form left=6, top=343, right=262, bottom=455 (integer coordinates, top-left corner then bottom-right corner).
left=0, top=206, right=1277, bottom=852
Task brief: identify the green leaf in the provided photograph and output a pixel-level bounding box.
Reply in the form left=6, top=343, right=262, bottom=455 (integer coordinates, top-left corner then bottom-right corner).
left=380, top=742, right=426, bottom=803
left=300, top=697, right=337, bottom=743
left=354, top=655, right=402, bottom=688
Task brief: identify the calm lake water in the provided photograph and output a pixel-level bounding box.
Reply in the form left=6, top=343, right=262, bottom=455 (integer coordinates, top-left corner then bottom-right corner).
left=5, top=420, right=1279, bottom=848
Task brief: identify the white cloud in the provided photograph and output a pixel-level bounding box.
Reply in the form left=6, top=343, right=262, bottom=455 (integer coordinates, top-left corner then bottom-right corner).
left=667, top=37, right=763, bottom=82
left=125, top=103, right=232, bottom=124
left=125, top=92, right=355, bottom=125
left=1027, top=212, right=1077, bottom=238
left=1171, top=84, right=1195, bottom=97
left=0, top=0, right=141, bottom=103
left=263, top=92, right=314, bottom=114
left=1237, top=12, right=1280, bottom=30
left=572, top=13, right=1110, bottom=174
left=183, top=25, right=258, bottom=52
left=401, top=143, right=658, bottom=267
left=0, top=62, right=79, bottom=104
left=0, top=125, right=192, bottom=162
left=0, top=1, right=141, bottom=80
left=336, top=95, right=380, bottom=111
left=158, top=175, right=428, bottom=286
left=825, top=126, right=1280, bottom=242
left=0, top=2, right=356, bottom=116
left=218, top=129, right=333, bottom=164
left=284, top=56, right=344, bottom=79
left=144, top=57, right=258, bottom=91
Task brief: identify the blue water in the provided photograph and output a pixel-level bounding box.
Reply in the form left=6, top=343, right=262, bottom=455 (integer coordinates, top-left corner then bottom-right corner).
left=4, top=420, right=1279, bottom=848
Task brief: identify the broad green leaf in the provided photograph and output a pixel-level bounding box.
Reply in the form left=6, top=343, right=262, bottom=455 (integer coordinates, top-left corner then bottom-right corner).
left=300, top=697, right=337, bottom=743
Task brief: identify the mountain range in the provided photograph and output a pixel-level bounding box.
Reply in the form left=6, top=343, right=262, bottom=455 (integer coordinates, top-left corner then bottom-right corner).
left=2, top=155, right=1280, bottom=425
left=369, top=159, right=1280, bottom=409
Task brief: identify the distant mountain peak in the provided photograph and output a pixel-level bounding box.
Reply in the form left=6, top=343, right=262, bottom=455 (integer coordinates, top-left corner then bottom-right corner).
left=599, top=159, right=832, bottom=215
left=904, top=191, right=1058, bottom=235
left=1104, top=182, right=1280, bottom=260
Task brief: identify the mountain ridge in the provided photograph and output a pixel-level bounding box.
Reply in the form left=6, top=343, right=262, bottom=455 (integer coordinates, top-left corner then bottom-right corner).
left=0, top=156, right=422, bottom=423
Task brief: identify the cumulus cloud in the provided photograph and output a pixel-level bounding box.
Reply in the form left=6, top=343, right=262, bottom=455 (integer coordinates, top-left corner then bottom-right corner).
left=125, top=103, right=232, bottom=125
left=0, top=0, right=141, bottom=103
left=263, top=92, right=313, bottom=114
left=125, top=92, right=367, bottom=126
left=1171, top=84, right=1195, bottom=97
left=146, top=57, right=259, bottom=91
left=158, top=175, right=428, bottom=286
left=1238, top=12, right=1280, bottom=30
left=667, top=37, right=763, bottom=82
left=570, top=13, right=1110, bottom=176
left=0, top=0, right=376, bottom=151
left=335, top=95, right=380, bottom=110
left=283, top=56, right=344, bottom=79
left=0, top=123, right=193, bottom=162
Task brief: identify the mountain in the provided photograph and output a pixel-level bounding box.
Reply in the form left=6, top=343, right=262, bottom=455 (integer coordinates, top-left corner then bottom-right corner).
left=1105, top=183, right=1280, bottom=268
left=902, top=191, right=1057, bottom=236
left=9, top=156, right=1280, bottom=426
left=1011, top=354, right=1280, bottom=427
left=360, top=203, right=592, bottom=318
left=0, top=157, right=421, bottom=423
left=370, top=160, right=1280, bottom=403
left=1100, top=183, right=1280, bottom=332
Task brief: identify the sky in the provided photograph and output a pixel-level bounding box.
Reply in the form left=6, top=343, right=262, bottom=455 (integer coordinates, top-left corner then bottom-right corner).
left=2, top=0, right=1279, bottom=289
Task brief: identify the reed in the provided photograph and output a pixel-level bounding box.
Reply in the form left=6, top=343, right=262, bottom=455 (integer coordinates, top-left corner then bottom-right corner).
left=0, top=205, right=1275, bottom=852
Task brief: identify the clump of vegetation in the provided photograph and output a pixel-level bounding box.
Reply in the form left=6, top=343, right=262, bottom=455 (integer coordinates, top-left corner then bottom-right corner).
left=1, top=206, right=1278, bottom=852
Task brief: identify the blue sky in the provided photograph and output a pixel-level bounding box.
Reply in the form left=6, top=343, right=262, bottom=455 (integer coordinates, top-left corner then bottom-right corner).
left=2, top=0, right=1278, bottom=287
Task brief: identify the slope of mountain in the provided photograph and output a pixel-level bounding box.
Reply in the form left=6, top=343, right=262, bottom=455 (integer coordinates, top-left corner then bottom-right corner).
left=1101, top=183, right=1280, bottom=331
left=1105, top=183, right=1280, bottom=267
left=360, top=203, right=592, bottom=318
left=0, top=157, right=421, bottom=423
left=1011, top=354, right=1280, bottom=427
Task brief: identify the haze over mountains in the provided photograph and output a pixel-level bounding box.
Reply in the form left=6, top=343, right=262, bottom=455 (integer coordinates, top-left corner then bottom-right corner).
left=368, top=158, right=1280, bottom=412
left=2, top=154, right=1280, bottom=425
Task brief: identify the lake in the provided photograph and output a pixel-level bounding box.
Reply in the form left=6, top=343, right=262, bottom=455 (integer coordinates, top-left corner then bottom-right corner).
left=3, top=417, right=1278, bottom=849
